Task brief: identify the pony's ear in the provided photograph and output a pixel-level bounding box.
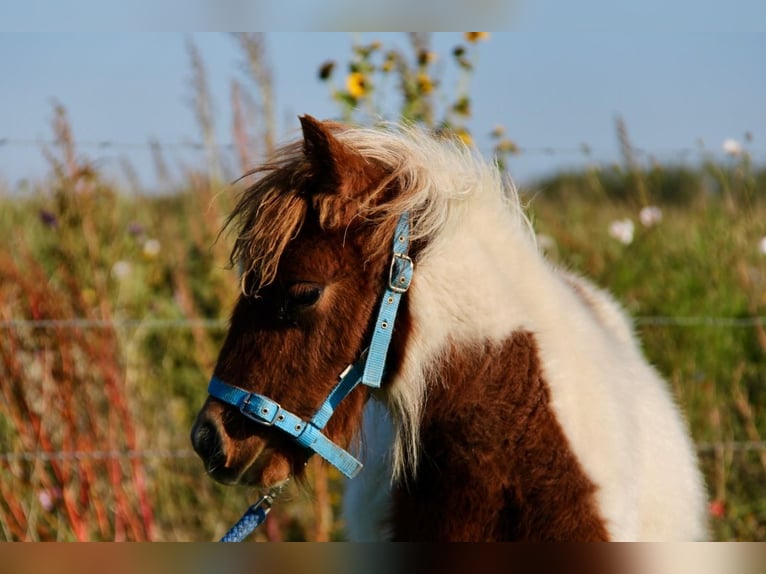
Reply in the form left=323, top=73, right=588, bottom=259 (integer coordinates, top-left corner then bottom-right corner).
left=299, top=114, right=342, bottom=178
left=299, top=115, right=380, bottom=200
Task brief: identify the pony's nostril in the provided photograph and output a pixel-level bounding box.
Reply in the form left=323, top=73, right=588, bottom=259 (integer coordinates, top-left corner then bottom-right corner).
left=191, top=419, right=224, bottom=464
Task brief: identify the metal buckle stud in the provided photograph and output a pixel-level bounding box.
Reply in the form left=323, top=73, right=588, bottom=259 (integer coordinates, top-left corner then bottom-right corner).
left=388, top=253, right=414, bottom=294
left=240, top=394, right=281, bottom=427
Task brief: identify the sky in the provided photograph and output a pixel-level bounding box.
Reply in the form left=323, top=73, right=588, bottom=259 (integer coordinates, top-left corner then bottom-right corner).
left=1, top=25, right=764, bottom=191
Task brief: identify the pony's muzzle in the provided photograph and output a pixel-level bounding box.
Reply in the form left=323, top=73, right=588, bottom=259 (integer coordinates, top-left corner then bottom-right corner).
left=191, top=403, right=280, bottom=486
left=190, top=414, right=226, bottom=475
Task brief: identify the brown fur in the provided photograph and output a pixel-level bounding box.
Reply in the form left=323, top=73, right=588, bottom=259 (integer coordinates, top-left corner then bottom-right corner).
left=388, top=332, right=610, bottom=541
left=193, top=116, right=610, bottom=540
left=193, top=117, right=403, bottom=487
left=228, top=116, right=394, bottom=293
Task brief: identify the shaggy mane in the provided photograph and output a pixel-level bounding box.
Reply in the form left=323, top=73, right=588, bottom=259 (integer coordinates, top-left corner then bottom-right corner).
left=227, top=122, right=530, bottom=296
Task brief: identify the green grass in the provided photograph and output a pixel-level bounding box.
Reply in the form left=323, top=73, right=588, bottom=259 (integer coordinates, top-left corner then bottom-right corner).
left=0, top=153, right=764, bottom=541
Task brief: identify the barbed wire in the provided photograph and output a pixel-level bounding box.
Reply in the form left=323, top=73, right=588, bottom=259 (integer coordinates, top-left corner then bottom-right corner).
left=696, top=441, right=766, bottom=453
left=0, top=318, right=228, bottom=330
left=0, top=449, right=198, bottom=462
left=0, top=137, right=223, bottom=152
left=1, top=317, right=762, bottom=462
left=1, top=316, right=765, bottom=330
left=634, top=316, right=766, bottom=327
left=1, top=136, right=763, bottom=159
left=0, top=440, right=763, bottom=463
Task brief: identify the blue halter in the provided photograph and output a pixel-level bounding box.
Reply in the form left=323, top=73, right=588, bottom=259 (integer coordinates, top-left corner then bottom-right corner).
left=207, top=211, right=414, bottom=480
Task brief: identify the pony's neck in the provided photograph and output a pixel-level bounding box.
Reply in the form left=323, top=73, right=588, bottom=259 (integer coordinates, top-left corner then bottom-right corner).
left=388, top=331, right=609, bottom=541
left=384, top=185, right=548, bottom=478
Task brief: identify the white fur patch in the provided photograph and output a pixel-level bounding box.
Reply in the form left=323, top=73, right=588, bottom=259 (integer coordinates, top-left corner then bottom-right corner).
left=340, top=125, right=707, bottom=541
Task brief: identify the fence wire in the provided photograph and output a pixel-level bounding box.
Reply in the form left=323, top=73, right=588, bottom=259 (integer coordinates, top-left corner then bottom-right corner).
left=1, top=316, right=765, bottom=330
left=0, top=315, right=763, bottom=459
left=1, top=440, right=765, bottom=463
left=0, top=450, right=198, bottom=462
left=2, top=136, right=764, bottom=159
left=0, top=318, right=228, bottom=330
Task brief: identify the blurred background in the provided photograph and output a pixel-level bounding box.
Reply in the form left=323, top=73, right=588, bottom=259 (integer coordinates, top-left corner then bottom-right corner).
left=0, top=30, right=764, bottom=541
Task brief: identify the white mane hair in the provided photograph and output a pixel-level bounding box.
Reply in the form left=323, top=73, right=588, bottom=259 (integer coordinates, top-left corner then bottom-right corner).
left=335, top=123, right=536, bottom=475
left=338, top=122, right=708, bottom=541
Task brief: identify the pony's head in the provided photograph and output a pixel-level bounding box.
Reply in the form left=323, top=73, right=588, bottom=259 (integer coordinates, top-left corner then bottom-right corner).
left=190, top=116, right=413, bottom=488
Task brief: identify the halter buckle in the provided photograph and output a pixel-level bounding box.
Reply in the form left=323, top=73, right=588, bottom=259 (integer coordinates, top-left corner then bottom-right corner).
left=388, top=253, right=414, bottom=294
left=240, top=394, right=282, bottom=427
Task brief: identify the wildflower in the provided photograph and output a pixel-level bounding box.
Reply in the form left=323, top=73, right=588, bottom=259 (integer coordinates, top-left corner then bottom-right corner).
left=608, top=219, right=634, bottom=245
left=708, top=499, right=726, bottom=519
left=142, top=238, right=161, bottom=259
left=38, top=490, right=53, bottom=511
left=759, top=237, right=766, bottom=255
left=38, top=488, right=60, bottom=512
left=464, top=32, right=490, bottom=43
left=81, top=287, right=97, bottom=306
left=639, top=206, right=663, bottom=227
left=346, top=72, right=370, bottom=99
left=127, top=222, right=145, bottom=237
left=536, top=234, right=556, bottom=253
left=491, top=125, right=506, bottom=139
left=39, top=209, right=58, bottom=228
left=381, top=52, right=397, bottom=73
left=452, top=96, right=471, bottom=117
left=452, top=45, right=473, bottom=70
left=417, top=49, right=437, bottom=66
left=111, top=260, right=132, bottom=280
left=416, top=72, right=434, bottom=95
left=318, top=61, right=335, bottom=81
left=722, top=138, right=742, bottom=156
left=455, top=128, right=473, bottom=147
left=495, top=139, right=519, bottom=155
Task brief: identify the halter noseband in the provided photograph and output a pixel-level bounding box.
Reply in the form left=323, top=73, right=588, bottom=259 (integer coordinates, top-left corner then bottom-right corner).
left=206, top=212, right=414, bottom=479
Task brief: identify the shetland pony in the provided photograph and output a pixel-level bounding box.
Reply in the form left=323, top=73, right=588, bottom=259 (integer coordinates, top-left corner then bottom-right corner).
left=191, top=115, right=707, bottom=541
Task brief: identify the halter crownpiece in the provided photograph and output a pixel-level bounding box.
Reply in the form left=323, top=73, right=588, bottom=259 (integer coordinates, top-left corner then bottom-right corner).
left=206, top=211, right=414, bottom=480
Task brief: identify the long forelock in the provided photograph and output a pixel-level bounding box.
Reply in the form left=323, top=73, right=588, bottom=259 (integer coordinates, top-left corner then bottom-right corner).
left=227, top=142, right=311, bottom=294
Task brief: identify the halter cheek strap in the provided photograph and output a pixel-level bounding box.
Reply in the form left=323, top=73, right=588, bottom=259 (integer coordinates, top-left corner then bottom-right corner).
left=206, top=211, right=414, bottom=479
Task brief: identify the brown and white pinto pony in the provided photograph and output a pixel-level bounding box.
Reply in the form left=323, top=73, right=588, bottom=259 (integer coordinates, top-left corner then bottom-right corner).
left=191, top=115, right=708, bottom=541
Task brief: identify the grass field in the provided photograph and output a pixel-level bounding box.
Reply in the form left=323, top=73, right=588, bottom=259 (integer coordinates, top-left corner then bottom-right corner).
left=1, top=34, right=764, bottom=541
left=1, top=128, right=764, bottom=541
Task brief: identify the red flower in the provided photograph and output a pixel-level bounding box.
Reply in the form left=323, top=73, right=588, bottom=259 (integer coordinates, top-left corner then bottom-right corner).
left=708, top=499, right=726, bottom=519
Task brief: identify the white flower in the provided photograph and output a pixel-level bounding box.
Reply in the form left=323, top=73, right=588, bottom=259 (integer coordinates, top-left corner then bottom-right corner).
left=111, top=260, right=132, bottom=280
left=38, top=490, right=53, bottom=511
left=639, top=205, right=663, bottom=227
left=759, top=237, right=766, bottom=255
left=142, top=238, right=161, bottom=259
left=38, top=489, right=57, bottom=511
left=723, top=138, right=742, bottom=156
left=536, top=233, right=556, bottom=252
left=609, top=219, right=634, bottom=245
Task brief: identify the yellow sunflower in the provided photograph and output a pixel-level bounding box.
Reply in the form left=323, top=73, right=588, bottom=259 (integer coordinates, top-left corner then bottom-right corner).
left=416, top=72, right=434, bottom=94
left=464, top=32, right=490, bottom=43
left=346, top=72, right=370, bottom=98
left=455, top=128, right=473, bottom=146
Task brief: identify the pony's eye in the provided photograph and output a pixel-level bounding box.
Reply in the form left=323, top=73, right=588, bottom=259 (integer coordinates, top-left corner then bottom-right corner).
left=286, top=283, right=324, bottom=308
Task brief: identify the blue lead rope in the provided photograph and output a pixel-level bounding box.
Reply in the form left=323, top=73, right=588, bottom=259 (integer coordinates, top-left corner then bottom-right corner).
left=219, top=483, right=287, bottom=542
